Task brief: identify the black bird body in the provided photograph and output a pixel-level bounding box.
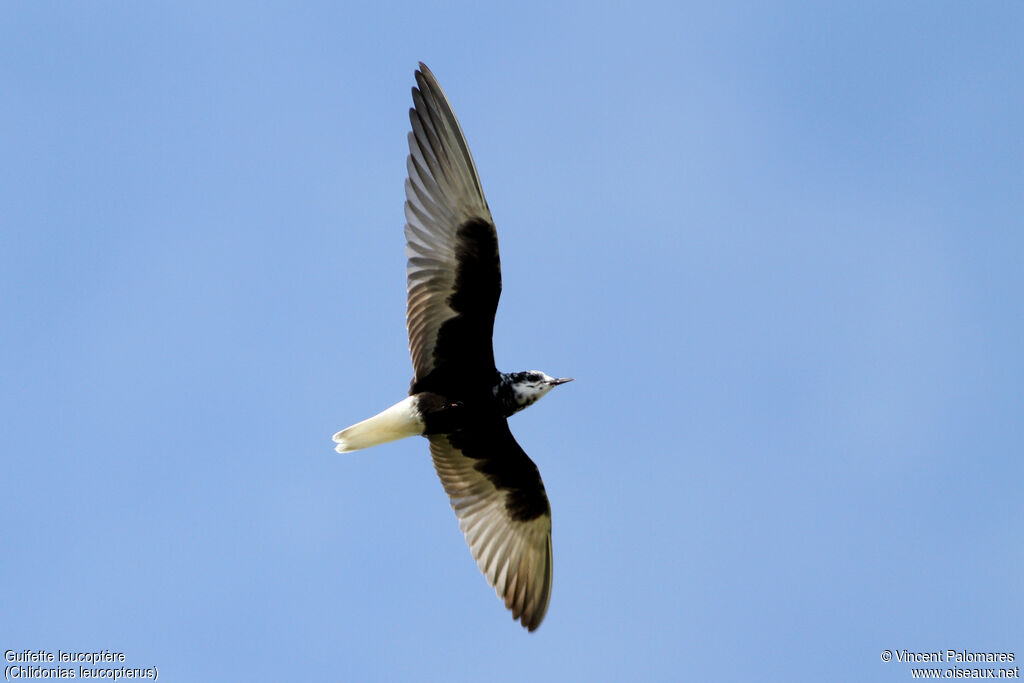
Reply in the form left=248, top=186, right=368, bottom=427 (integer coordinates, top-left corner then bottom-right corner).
left=332, top=64, right=571, bottom=631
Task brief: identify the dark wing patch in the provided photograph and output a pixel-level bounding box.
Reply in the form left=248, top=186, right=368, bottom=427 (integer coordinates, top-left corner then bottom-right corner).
left=447, top=419, right=550, bottom=521
left=411, top=218, right=501, bottom=398
left=429, top=421, right=553, bottom=631
left=405, top=64, right=501, bottom=397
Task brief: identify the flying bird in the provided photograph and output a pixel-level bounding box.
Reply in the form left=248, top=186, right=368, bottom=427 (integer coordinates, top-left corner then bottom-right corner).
left=332, top=63, right=572, bottom=631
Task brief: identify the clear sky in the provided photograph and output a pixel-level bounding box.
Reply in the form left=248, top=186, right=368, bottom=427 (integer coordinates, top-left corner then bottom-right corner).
left=2, top=2, right=1022, bottom=681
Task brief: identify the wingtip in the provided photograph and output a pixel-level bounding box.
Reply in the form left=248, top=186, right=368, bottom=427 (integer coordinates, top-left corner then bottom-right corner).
left=520, top=599, right=547, bottom=632
left=414, top=62, right=441, bottom=93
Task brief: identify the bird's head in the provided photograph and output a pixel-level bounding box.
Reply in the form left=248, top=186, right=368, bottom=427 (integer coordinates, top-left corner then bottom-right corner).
left=506, top=371, right=574, bottom=412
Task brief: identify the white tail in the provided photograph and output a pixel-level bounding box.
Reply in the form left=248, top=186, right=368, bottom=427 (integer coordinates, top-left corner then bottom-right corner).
left=332, top=396, right=424, bottom=453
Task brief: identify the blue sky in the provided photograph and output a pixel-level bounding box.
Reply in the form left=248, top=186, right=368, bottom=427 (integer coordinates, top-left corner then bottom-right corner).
left=2, top=2, right=1022, bottom=681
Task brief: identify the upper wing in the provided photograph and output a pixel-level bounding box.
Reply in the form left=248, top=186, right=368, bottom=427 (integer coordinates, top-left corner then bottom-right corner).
left=405, top=63, right=502, bottom=397
left=429, top=422, right=553, bottom=631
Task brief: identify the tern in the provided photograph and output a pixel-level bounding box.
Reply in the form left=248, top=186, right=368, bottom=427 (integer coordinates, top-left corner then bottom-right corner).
left=332, top=63, right=572, bottom=631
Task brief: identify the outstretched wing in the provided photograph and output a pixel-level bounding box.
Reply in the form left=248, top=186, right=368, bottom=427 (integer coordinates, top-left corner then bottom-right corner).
left=405, top=63, right=502, bottom=398
left=429, top=421, right=553, bottom=631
